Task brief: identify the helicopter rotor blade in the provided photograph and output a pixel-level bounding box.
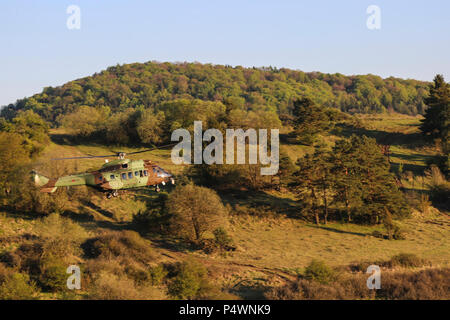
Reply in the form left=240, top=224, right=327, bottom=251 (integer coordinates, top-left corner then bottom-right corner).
left=126, top=143, right=178, bottom=155
left=50, top=143, right=177, bottom=160
left=51, top=155, right=116, bottom=160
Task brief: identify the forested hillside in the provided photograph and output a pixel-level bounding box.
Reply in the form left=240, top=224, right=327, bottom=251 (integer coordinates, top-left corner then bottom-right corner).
left=2, top=61, right=429, bottom=125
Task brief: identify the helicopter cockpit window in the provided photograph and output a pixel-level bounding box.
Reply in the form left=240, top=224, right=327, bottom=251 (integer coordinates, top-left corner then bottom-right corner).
left=121, top=164, right=128, bottom=169
left=128, top=172, right=133, bottom=179
left=139, top=170, right=143, bottom=177
left=110, top=175, right=115, bottom=180
left=143, top=170, right=148, bottom=176
left=134, top=171, right=139, bottom=177
left=121, top=173, right=127, bottom=180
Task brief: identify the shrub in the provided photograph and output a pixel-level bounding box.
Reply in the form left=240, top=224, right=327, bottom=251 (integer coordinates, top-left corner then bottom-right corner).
left=200, top=228, right=236, bottom=254
left=265, top=277, right=369, bottom=300
left=387, top=253, right=431, bottom=268
left=383, top=210, right=406, bottom=240
left=132, top=194, right=171, bottom=234
left=167, top=184, right=227, bottom=241
left=303, top=260, right=336, bottom=284
left=124, top=263, right=150, bottom=285
left=213, top=227, right=234, bottom=249
left=429, top=184, right=450, bottom=208
left=266, top=267, right=450, bottom=300
left=38, top=256, right=68, bottom=292
left=89, top=271, right=166, bottom=300
left=82, top=230, right=153, bottom=263
left=9, top=242, right=44, bottom=275
left=149, top=265, right=168, bottom=285
left=167, top=259, right=209, bottom=299
left=426, top=165, right=450, bottom=208
left=377, top=268, right=450, bottom=299
left=0, top=271, right=38, bottom=300
left=35, top=213, right=88, bottom=243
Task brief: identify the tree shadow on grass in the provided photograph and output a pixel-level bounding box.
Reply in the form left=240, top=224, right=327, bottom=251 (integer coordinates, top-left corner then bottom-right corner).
left=81, top=200, right=114, bottom=219
left=333, top=124, right=427, bottom=147
left=309, top=224, right=368, bottom=237
left=218, top=189, right=300, bottom=217
left=149, top=237, right=199, bottom=254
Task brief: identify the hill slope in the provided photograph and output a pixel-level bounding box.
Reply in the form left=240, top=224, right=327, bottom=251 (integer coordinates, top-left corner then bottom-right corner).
left=2, top=61, right=430, bottom=123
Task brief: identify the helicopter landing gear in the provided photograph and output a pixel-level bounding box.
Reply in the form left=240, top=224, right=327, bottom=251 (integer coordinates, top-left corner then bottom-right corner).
left=155, top=185, right=160, bottom=193
left=106, top=190, right=119, bottom=199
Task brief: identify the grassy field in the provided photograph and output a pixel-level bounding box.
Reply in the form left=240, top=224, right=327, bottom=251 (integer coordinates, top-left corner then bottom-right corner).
left=225, top=214, right=450, bottom=271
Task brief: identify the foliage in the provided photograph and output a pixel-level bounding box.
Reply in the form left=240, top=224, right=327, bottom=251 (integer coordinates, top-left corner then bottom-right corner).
left=0, top=132, right=30, bottom=196
left=89, top=271, right=166, bottom=300
left=377, top=268, right=449, bottom=299
left=166, top=184, right=227, bottom=241
left=0, top=110, right=49, bottom=156
left=82, top=230, right=154, bottom=263
left=383, top=210, right=406, bottom=240
left=38, top=256, right=68, bottom=292
left=266, top=267, right=450, bottom=300
left=149, top=265, right=168, bottom=286
left=303, top=260, right=336, bottom=284
left=425, top=165, right=450, bottom=209
left=167, top=259, right=210, bottom=299
left=132, top=193, right=171, bottom=233
left=292, top=98, right=334, bottom=144
left=387, top=253, right=431, bottom=268
left=213, top=227, right=234, bottom=249
left=4, top=62, right=429, bottom=129
left=291, top=147, right=333, bottom=224
left=35, top=213, right=88, bottom=243
left=420, top=75, right=450, bottom=145
left=136, top=110, right=166, bottom=144
left=0, top=266, right=38, bottom=300
left=290, top=135, right=409, bottom=224
left=60, top=105, right=110, bottom=138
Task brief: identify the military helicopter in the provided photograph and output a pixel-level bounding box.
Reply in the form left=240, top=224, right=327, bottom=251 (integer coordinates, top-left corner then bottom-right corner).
left=33, top=147, right=175, bottom=199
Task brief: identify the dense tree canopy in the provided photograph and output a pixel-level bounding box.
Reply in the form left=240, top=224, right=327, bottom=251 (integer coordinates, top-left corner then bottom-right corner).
left=2, top=62, right=429, bottom=128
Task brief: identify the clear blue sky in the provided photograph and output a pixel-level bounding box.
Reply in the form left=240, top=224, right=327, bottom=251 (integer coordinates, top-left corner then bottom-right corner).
left=1, top=0, right=449, bottom=106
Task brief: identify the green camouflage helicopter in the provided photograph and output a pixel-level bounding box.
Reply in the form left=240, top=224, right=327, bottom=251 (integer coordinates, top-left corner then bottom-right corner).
left=33, top=148, right=175, bottom=198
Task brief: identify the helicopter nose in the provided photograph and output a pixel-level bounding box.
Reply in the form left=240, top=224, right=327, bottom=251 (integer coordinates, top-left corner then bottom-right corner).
left=162, top=172, right=171, bottom=178
left=163, top=172, right=174, bottom=184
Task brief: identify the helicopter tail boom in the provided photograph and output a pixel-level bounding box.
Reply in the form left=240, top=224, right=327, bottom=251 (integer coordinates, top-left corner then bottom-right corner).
left=32, top=171, right=88, bottom=193
left=32, top=171, right=57, bottom=193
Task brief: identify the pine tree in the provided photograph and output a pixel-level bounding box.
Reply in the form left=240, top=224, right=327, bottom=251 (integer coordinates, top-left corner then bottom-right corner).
left=346, top=135, right=409, bottom=223
left=276, top=151, right=297, bottom=189
left=292, top=98, right=332, bottom=145
left=330, top=138, right=363, bottom=222
left=291, top=147, right=333, bottom=224
left=420, top=75, right=450, bottom=145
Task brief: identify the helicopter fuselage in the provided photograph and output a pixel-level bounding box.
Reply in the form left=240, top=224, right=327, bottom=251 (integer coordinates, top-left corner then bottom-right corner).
left=34, top=159, right=174, bottom=194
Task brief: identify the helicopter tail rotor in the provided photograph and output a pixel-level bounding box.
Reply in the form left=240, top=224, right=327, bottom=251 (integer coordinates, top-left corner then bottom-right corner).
left=32, top=170, right=49, bottom=187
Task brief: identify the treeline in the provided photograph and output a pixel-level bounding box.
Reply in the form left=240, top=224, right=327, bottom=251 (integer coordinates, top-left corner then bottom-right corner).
left=0, top=110, right=50, bottom=197
left=2, top=62, right=429, bottom=128
left=54, top=99, right=281, bottom=145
